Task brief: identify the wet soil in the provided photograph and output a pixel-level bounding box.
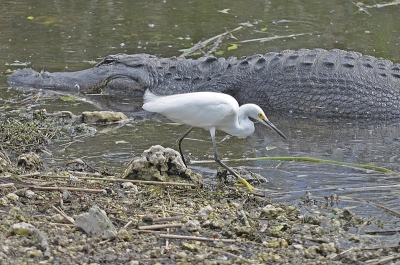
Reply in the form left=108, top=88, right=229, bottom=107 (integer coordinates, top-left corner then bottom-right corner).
left=0, top=107, right=399, bottom=265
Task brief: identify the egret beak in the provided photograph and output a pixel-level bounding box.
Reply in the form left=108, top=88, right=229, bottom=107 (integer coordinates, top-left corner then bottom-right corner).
left=263, top=119, right=287, bottom=140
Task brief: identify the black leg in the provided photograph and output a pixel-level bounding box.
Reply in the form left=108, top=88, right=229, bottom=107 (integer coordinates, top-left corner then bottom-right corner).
left=176, top=127, right=193, bottom=166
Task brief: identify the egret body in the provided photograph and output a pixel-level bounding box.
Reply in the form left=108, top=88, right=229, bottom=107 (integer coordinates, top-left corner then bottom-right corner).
left=142, top=90, right=287, bottom=191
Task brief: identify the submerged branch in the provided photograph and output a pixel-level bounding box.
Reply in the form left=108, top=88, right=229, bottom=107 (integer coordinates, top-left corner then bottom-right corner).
left=180, top=26, right=243, bottom=57
left=239, top=33, right=308, bottom=43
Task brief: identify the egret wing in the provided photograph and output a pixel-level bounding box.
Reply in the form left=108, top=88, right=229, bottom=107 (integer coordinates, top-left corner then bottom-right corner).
left=143, top=92, right=239, bottom=129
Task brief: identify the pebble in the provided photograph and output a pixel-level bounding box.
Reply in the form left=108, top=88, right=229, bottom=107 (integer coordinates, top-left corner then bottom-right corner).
left=181, top=220, right=201, bottom=232
left=51, top=214, right=64, bottom=223
left=75, top=205, right=117, bottom=239
left=260, top=204, right=284, bottom=218
left=6, top=193, right=19, bottom=201
left=198, top=205, right=213, bottom=220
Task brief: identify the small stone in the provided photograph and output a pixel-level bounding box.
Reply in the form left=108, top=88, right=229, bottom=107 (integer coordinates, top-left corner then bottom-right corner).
left=117, top=229, right=132, bottom=240
left=11, top=222, right=35, bottom=236
left=175, top=251, right=187, bottom=259
left=260, top=204, right=284, bottom=218
left=51, top=214, right=64, bottom=223
left=0, top=196, right=10, bottom=206
left=272, top=254, right=281, bottom=262
left=181, top=220, right=201, bottom=232
left=121, top=182, right=138, bottom=192
left=198, top=205, right=213, bottom=220
left=6, top=193, right=19, bottom=201
left=17, top=152, right=42, bottom=170
left=342, top=208, right=355, bottom=221
left=82, top=111, right=128, bottom=123
left=27, top=249, right=43, bottom=258
left=320, top=242, right=337, bottom=256
left=2, top=245, right=9, bottom=254
left=182, top=242, right=199, bottom=251
left=24, top=190, right=35, bottom=199
left=235, top=226, right=252, bottom=236
left=121, top=182, right=134, bottom=188
left=267, top=240, right=281, bottom=248
left=75, top=205, right=117, bottom=239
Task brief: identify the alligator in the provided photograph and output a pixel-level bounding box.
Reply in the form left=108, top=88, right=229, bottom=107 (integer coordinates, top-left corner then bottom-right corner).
left=7, top=48, right=400, bottom=118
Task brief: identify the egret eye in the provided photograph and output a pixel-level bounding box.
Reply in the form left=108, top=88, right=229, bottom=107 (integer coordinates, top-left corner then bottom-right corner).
left=258, top=113, right=266, bottom=120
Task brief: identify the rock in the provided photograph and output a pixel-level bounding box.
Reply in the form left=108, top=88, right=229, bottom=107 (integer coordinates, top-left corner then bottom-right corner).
left=319, top=242, right=337, bottom=256
left=51, top=214, right=65, bottom=223
left=10, top=222, right=51, bottom=258
left=27, top=249, right=43, bottom=258
left=267, top=238, right=289, bottom=248
left=342, top=208, right=355, bottom=221
left=6, top=193, right=19, bottom=201
left=0, top=196, right=10, bottom=206
left=198, top=205, right=213, bottom=220
left=0, top=151, right=10, bottom=173
left=1, top=245, right=9, bottom=254
left=17, top=152, right=42, bottom=171
left=123, top=145, right=203, bottom=186
left=181, top=220, right=201, bottom=232
left=121, top=182, right=138, bottom=192
left=67, top=123, right=97, bottom=136
left=117, top=229, right=132, bottom=240
left=260, top=204, right=285, bottom=218
left=11, top=222, right=35, bottom=236
left=175, top=251, right=188, bottom=259
left=216, top=166, right=268, bottom=185
left=75, top=205, right=117, bottom=239
left=235, top=226, right=252, bottom=236
left=182, top=242, right=199, bottom=251
left=25, top=190, right=35, bottom=199
left=82, top=111, right=128, bottom=123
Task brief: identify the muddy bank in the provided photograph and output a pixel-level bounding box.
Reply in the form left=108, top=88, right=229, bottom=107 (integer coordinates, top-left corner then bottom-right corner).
left=0, top=107, right=399, bottom=264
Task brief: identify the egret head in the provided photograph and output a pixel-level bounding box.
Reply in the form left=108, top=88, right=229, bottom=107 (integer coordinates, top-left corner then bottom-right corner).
left=251, top=107, right=287, bottom=140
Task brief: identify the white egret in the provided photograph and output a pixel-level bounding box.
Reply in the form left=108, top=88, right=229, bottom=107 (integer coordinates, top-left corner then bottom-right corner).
left=142, top=90, right=287, bottom=191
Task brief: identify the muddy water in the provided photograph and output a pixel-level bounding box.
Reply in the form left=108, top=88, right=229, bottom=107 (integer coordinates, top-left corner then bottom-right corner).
left=1, top=0, right=400, bottom=230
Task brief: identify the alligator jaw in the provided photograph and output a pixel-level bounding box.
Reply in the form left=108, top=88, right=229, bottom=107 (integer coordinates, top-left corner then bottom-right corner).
left=7, top=65, right=144, bottom=96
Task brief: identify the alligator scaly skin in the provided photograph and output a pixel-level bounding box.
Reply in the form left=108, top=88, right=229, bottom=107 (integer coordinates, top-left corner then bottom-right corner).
left=8, top=49, right=400, bottom=118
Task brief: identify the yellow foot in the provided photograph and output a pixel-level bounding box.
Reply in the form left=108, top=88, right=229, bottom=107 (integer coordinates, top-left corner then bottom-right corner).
left=235, top=175, right=255, bottom=191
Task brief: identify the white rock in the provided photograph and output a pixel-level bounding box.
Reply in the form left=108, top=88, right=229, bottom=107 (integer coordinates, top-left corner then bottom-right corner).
left=25, top=190, right=35, bottom=199
left=6, top=193, right=19, bottom=201
left=198, top=205, right=213, bottom=220
left=121, top=182, right=138, bottom=192
left=75, top=205, right=117, bottom=239
left=181, top=220, right=201, bottom=232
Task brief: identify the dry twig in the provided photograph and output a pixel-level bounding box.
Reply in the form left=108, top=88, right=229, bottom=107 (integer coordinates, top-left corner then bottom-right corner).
left=52, top=205, right=76, bottom=226
left=30, top=186, right=105, bottom=193
left=139, top=223, right=183, bottom=230
left=159, top=234, right=235, bottom=243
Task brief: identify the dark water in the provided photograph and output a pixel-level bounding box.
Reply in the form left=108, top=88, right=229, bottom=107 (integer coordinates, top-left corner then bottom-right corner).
left=1, top=0, right=400, bottom=231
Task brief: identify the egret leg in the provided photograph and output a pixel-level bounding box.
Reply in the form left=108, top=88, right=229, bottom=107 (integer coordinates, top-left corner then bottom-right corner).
left=176, top=127, right=194, bottom=166
left=209, top=128, right=255, bottom=191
